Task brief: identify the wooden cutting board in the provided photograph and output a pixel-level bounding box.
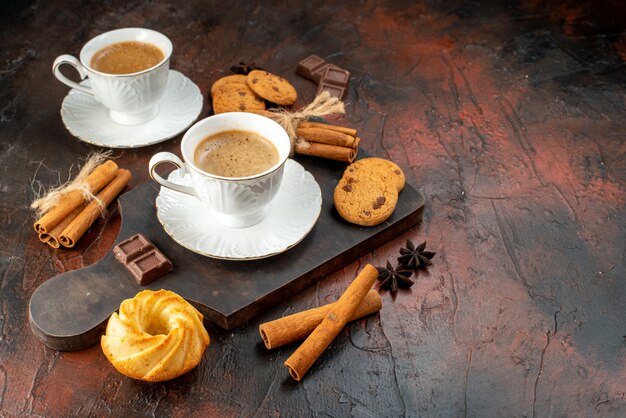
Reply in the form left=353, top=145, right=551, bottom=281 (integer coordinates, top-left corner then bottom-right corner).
left=29, top=155, right=424, bottom=351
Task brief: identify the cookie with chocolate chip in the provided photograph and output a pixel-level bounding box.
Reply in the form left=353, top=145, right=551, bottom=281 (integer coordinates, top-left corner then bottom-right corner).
left=210, top=74, right=248, bottom=96
left=212, top=82, right=266, bottom=114
left=246, top=70, right=297, bottom=105
left=346, top=158, right=405, bottom=192
left=334, top=171, right=398, bottom=227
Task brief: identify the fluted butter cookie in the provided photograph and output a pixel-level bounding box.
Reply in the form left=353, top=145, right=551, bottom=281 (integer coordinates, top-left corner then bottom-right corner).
left=246, top=70, right=297, bottom=105
left=101, top=289, right=210, bottom=382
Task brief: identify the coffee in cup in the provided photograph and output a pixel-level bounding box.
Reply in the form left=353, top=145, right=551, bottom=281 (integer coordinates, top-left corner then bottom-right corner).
left=193, top=130, right=278, bottom=178
left=149, top=112, right=291, bottom=228
left=90, top=41, right=165, bottom=75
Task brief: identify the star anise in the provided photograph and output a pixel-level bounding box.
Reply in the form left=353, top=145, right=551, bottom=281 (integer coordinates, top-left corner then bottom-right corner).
left=230, top=62, right=265, bottom=75
left=376, top=261, right=414, bottom=293
left=398, top=240, right=435, bottom=270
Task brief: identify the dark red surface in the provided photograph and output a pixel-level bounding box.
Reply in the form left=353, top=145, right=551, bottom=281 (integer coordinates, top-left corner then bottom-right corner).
left=1, top=0, right=625, bottom=416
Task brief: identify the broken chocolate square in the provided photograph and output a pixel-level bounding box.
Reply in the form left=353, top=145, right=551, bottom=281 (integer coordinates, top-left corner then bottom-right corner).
left=310, top=63, right=335, bottom=83
left=298, top=55, right=351, bottom=99
left=127, top=250, right=173, bottom=286
left=296, top=55, right=328, bottom=82
left=113, top=234, right=152, bottom=263
left=317, top=81, right=347, bottom=100
left=322, top=66, right=350, bottom=86
left=114, top=234, right=173, bottom=285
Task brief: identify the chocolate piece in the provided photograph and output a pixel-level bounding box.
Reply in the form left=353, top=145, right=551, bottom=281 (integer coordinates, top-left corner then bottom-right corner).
left=114, top=234, right=173, bottom=285
left=317, top=81, right=347, bottom=100
left=113, top=234, right=152, bottom=263
left=312, top=64, right=348, bottom=84
left=310, top=63, right=332, bottom=83
left=322, top=66, right=350, bottom=86
left=127, top=250, right=173, bottom=286
left=298, top=55, right=350, bottom=99
left=296, top=55, right=327, bottom=82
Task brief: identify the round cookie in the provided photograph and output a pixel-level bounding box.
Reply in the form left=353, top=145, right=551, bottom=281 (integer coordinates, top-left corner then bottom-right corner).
left=334, top=173, right=399, bottom=226
left=346, top=158, right=405, bottom=192
left=246, top=70, right=297, bottom=106
left=210, top=74, right=248, bottom=96
left=212, top=83, right=266, bottom=114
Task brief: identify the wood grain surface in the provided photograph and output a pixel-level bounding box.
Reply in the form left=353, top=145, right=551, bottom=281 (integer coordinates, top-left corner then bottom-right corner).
left=1, top=0, right=625, bottom=416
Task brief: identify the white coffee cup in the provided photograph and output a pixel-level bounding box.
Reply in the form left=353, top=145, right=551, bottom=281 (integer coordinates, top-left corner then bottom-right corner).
left=149, top=112, right=291, bottom=228
left=53, top=27, right=172, bottom=125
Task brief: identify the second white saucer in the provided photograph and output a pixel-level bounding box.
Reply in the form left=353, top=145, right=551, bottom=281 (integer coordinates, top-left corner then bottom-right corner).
left=155, top=159, right=322, bottom=260
left=60, top=70, right=203, bottom=148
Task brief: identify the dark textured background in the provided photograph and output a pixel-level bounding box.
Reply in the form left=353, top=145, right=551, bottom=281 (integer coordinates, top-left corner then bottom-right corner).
left=1, top=0, right=625, bottom=416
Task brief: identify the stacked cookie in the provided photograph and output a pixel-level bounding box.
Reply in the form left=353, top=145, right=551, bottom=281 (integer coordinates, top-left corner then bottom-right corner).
left=211, top=70, right=297, bottom=114
left=334, top=158, right=405, bottom=226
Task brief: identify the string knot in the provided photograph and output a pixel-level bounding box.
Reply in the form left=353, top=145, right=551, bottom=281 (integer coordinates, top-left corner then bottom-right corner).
left=265, top=91, right=345, bottom=155
left=30, top=151, right=112, bottom=217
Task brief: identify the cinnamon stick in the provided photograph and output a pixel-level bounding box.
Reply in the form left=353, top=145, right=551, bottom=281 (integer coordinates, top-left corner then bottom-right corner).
left=299, top=121, right=357, bottom=137
left=284, top=264, right=378, bottom=381
left=297, top=127, right=357, bottom=148
left=260, top=289, right=381, bottom=350
left=59, top=169, right=132, bottom=248
left=34, top=160, right=119, bottom=233
left=38, top=205, right=84, bottom=248
left=294, top=142, right=357, bottom=163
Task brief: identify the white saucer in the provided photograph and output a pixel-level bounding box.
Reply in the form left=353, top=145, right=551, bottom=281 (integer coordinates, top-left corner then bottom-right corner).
left=155, top=159, right=322, bottom=260
left=60, top=70, right=203, bottom=148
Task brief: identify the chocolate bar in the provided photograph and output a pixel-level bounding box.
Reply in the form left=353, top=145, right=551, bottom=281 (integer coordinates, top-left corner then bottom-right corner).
left=114, top=234, right=173, bottom=285
left=296, top=55, right=327, bottom=82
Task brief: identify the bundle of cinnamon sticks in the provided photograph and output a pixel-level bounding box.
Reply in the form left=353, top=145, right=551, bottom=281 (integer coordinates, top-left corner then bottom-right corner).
left=294, top=121, right=360, bottom=163
left=33, top=160, right=132, bottom=248
left=259, top=264, right=381, bottom=381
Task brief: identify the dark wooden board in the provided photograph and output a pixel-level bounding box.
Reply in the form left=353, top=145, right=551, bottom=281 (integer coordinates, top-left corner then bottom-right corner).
left=29, top=155, right=424, bottom=351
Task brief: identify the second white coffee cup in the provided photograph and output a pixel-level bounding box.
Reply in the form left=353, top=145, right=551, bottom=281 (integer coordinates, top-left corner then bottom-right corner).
left=53, top=27, right=172, bottom=125
left=149, top=112, right=291, bottom=228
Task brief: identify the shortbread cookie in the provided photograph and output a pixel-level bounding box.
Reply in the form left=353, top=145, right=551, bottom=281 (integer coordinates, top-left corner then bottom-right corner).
left=212, top=83, right=266, bottom=114
left=246, top=70, right=297, bottom=105
left=334, top=174, right=398, bottom=227
left=210, top=74, right=249, bottom=96
left=346, top=158, right=405, bottom=192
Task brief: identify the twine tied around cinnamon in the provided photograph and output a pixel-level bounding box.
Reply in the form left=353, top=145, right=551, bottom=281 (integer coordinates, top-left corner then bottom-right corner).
left=31, top=151, right=112, bottom=218
left=266, top=91, right=345, bottom=155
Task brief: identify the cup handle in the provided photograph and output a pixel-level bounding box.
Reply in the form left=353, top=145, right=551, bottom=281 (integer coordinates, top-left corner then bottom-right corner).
left=52, top=55, right=94, bottom=96
left=149, top=152, right=198, bottom=197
